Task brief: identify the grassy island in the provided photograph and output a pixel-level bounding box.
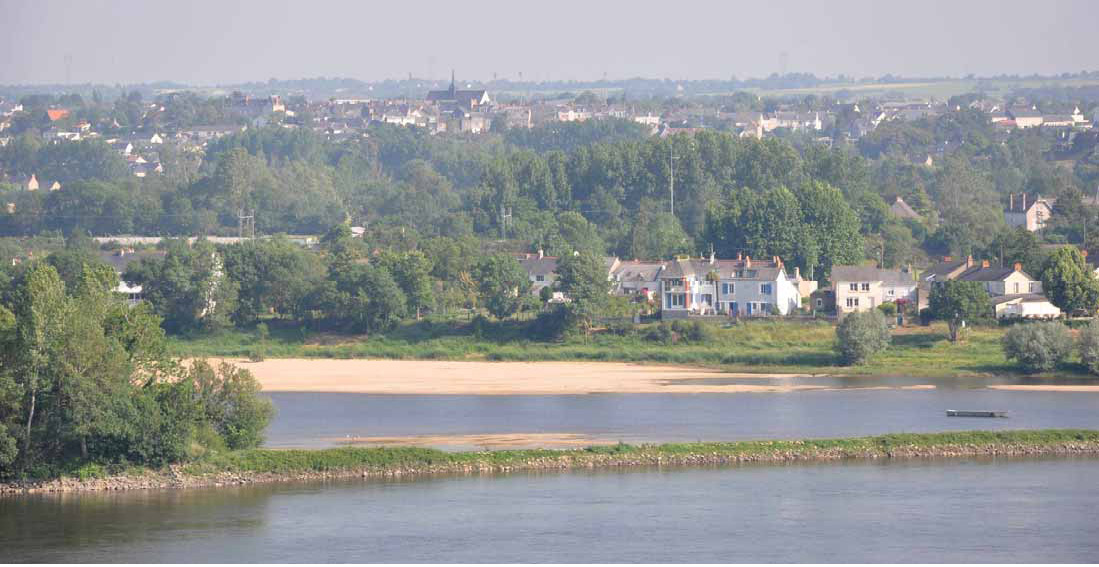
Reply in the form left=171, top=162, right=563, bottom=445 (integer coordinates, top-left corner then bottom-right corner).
left=6, top=430, right=1099, bottom=494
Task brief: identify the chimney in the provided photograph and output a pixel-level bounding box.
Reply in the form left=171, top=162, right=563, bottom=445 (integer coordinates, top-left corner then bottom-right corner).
left=745, top=256, right=751, bottom=268
left=1013, top=262, right=1022, bottom=272
left=944, top=256, right=952, bottom=262
left=966, top=255, right=973, bottom=268
left=537, top=249, right=544, bottom=259
left=709, top=250, right=715, bottom=264
left=794, top=266, right=801, bottom=280
left=737, top=251, right=742, bottom=261
left=1022, top=193, right=1027, bottom=210
left=1010, top=193, right=1014, bottom=210
left=981, top=260, right=990, bottom=268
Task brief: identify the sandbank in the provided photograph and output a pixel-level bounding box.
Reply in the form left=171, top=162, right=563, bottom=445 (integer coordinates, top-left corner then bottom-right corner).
left=219, top=358, right=936, bottom=395
left=987, top=385, right=1099, bottom=392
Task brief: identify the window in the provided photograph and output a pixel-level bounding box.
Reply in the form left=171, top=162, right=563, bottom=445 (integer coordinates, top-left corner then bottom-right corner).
left=846, top=297, right=859, bottom=308
left=861, top=282, right=870, bottom=292
left=1029, top=282, right=1038, bottom=293
left=535, top=274, right=545, bottom=282
left=849, top=283, right=859, bottom=291
left=887, top=288, right=895, bottom=296
left=815, top=298, right=823, bottom=308
left=1013, top=282, right=1020, bottom=294
left=665, top=293, right=686, bottom=308
left=666, top=278, right=684, bottom=288
left=721, top=282, right=733, bottom=295
left=760, top=283, right=773, bottom=295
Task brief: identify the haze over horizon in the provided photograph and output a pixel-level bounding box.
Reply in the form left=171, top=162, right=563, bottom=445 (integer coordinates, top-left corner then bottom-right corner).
left=1, top=0, right=1096, bottom=86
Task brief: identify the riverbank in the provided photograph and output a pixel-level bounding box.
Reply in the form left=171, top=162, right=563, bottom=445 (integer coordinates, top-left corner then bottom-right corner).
left=4, top=430, right=1098, bottom=495
left=242, top=358, right=843, bottom=394
left=169, top=319, right=1090, bottom=379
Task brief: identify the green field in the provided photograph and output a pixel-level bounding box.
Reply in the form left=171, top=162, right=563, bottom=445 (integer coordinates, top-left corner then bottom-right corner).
left=166, top=318, right=1095, bottom=378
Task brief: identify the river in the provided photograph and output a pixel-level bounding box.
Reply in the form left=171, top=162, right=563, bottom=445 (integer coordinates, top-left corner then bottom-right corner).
left=264, top=387, right=1099, bottom=449
left=3, top=457, right=1098, bottom=562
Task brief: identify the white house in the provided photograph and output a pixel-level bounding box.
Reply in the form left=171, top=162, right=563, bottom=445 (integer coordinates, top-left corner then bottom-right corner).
left=992, top=295, right=1061, bottom=319
left=1004, top=193, right=1053, bottom=231
left=956, top=261, right=1042, bottom=296
left=831, top=265, right=919, bottom=314
left=659, top=254, right=801, bottom=318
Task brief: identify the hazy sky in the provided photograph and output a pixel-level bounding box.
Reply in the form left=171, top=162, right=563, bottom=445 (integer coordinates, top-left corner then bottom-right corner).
left=1, top=0, right=1096, bottom=85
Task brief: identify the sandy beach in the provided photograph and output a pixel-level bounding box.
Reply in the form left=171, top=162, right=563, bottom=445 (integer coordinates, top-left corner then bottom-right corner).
left=222, top=358, right=937, bottom=395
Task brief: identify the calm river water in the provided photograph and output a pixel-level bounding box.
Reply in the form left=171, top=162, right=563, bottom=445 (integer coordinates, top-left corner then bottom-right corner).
left=3, top=457, right=1098, bottom=563
left=265, top=387, right=1099, bottom=449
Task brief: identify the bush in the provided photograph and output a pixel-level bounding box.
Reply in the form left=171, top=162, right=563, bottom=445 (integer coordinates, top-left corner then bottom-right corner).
left=529, top=307, right=568, bottom=341
left=877, top=302, right=897, bottom=317
left=1078, top=320, right=1099, bottom=375
left=1002, top=322, right=1073, bottom=373
left=835, top=310, right=891, bottom=365
left=645, top=322, right=676, bottom=345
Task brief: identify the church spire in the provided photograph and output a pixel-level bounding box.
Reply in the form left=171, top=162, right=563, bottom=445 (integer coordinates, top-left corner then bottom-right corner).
left=449, top=69, right=456, bottom=96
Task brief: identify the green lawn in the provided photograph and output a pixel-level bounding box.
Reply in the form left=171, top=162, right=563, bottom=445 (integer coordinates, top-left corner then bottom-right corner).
left=165, top=317, right=1098, bottom=379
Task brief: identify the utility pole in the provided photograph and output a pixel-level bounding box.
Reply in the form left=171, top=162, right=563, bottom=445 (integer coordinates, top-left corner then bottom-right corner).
left=238, top=208, right=255, bottom=241
left=669, top=144, right=678, bottom=216
left=499, top=205, right=512, bottom=240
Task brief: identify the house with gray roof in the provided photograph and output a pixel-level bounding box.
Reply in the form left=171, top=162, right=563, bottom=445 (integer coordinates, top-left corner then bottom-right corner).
left=659, top=254, right=802, bottom=318
left=830, top=265, right=918, bottom=314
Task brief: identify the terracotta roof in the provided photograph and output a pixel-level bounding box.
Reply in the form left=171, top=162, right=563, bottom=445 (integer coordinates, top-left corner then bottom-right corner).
left=46, top=109, right=70, bottom=121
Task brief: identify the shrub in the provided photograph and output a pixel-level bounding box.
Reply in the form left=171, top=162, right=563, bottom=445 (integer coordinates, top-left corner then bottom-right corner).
left=877, top=302, right=897, bottom=317
left=1002, top=322, right=1073, bottom=373
left=835, top=310, right=891, bottom=365
left=1078, top=319, right=1099, bottom=375
left=529, top=307, right=568, bottom=341
left=645, top=322, right=676, bottom=345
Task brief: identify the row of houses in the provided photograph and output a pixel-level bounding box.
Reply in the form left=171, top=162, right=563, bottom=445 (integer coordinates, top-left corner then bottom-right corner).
left=826, top=256, right=1060, bottom=320
left=516, top=251, right=818, bottom=318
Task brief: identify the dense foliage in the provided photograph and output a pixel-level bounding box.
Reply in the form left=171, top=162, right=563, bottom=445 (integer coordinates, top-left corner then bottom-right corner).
left=834, top=310, right=891, bottom=365
left=1001, top=322, right=1073, bottom=373
left=928, top=281, right=993, bottom=343
left=0, top=260, right=272, bottom=479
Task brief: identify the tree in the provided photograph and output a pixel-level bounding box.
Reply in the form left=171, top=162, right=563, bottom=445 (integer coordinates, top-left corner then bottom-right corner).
left=625, top=202, right=690, bottom=260
left=835, top=310, right=891, bottom=365
left=1002, top=322, right=1073, bottom=373
left=1078, top=319, right=1099, bottom=375
left=221, top=237, right=325, bottom=324
left=0, top=261, right=273, bottom=476
left=556, top=251, right=613, bottom=333
left=473, top=255, right=530, bottom=320
left=1041, top=246, right=1099, bottom=315
left=379, top=251, right=434, bottom=319
left=928, top=281, right=992, bottom=343
left=123, top=239, right=239, bottom=333
left=187, top=360, right=274, bottom=449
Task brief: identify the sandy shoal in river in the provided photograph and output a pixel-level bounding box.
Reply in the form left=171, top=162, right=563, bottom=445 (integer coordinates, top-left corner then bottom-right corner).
left=216, top=358, right=937, bottom=395
left=987, top=385, right=1099, bottom=392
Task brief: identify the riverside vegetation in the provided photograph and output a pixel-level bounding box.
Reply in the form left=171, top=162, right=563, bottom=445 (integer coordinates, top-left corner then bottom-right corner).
left=0, top=260, right=273, bottom=482
left=4, top=430, right=1099, bottom=494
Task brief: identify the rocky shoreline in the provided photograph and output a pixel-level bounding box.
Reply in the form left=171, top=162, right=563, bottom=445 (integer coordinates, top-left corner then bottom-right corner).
left=4, top=440, right=1099, bottom=495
